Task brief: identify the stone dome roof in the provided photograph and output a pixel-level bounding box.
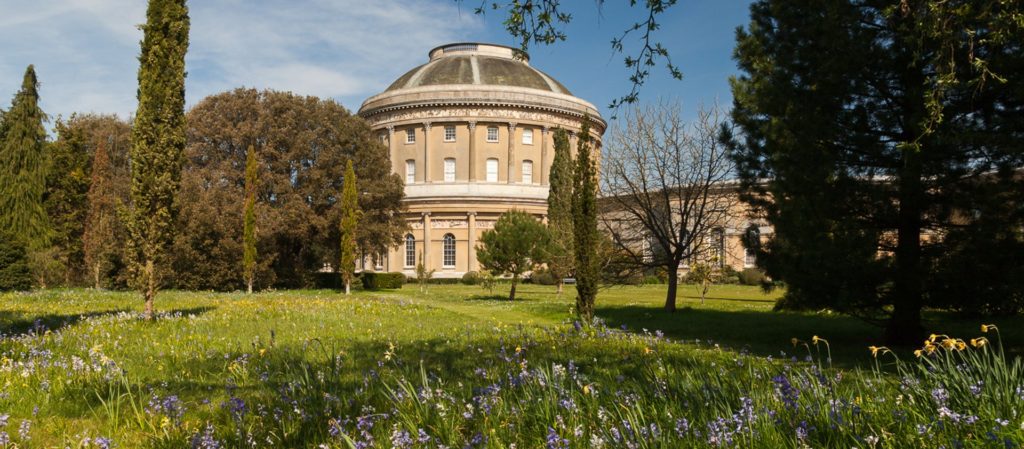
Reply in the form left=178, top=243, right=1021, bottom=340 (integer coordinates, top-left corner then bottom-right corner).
left=384, top=43, right=571, bottom=95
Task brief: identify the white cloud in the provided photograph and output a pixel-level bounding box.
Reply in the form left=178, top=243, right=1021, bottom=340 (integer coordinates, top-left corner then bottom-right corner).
left=0, top=0, right=482, bottom=123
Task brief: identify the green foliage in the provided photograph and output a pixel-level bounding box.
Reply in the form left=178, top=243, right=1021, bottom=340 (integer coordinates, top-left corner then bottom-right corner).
left=0, top=234, right=32, bottom=291
left=43, top=116, right=94, bottom=286
left=545, top=128, right=574, bottom=290
left=528, top=267, right=559, bottom=286
left=415, top=255, right=435, bottom=293
left=174, top=88, right=403, bottom=290
left=725, top=1, right=1024, bottom=342
left=125, top=0, right=189, bottom=317
left=338, top=160, right=362, bottom=294
left=460, top=271, right=480, bottom=285
left=69, top=115, right=132, bottom=290
left=242, top=144, right=258, bottom=294
left=0, top=65, right=50, bottom=250
left=572, top=120, right=599, bottom=322
left=738, top=268, right=766, bottom=286
left=480, top=271, right=497, bottom=294
left=476, top=210, right=551, bottom=301
left=361, top=272, right=404, bottom=290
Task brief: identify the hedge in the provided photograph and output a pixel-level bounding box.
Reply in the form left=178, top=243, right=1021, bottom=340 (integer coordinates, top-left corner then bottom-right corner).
left=362, top=272, right=405, bottom=290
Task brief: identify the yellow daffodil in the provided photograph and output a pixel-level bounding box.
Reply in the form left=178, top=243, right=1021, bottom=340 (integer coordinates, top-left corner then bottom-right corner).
left=868, top=346, right=879, bottom=357
left=643, top=347, right=653, bottom=355
left=914, top=349, right=924, bottom=358
left=970, top=337, right=987, bottom=348
left=981, top=324, right=997, bottom=333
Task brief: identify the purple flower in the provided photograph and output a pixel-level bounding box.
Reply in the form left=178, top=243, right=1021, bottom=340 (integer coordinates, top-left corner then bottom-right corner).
left=772, top=375, right=800, bottom=410
left=931, top=388, right=948, bottom=405
left=94, top=436, right=112, bottom=449
left=546, top=427, right=569, bottom=449
left=191, top=424, right=221, bottom=449
left=18, top=420, right=29, bottom=440
left=390, top=428, right=413, bottom=449
left=675, top=418, right=690, bottom=437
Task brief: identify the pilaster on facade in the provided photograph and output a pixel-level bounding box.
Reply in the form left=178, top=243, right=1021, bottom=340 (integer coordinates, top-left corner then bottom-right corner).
left=423, top=122, right=432, bottom=183
left=468, top=121, right=477, bottom=182
left=422, top=212, right=432, bottom=267
left=507, top=122, right=517, bottom=184
left=467, top=211, right=477, bottom=272
left=540, top=126, right=549, bottom=185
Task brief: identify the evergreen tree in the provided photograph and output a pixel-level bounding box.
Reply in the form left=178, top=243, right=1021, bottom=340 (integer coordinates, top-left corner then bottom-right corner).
left=338, top=159, right=361, bottom=295
left=572, top=120, right=599, bottom=323
left=46, top=115, right=96, bottom=286
left=476, top=210, right=550, bottom=301
left=125, top=0, right=189, bottom=318
left=242, top=144, right=258, bottom=294
left=726, top=0, right=1024, bottom=343
left=0, top=65, right=50, bottom=251
left=545, top=129, right=574, bottom=294
left=83, top=137, right=120, bottom=289
left=0, top=233, right=32, bottom=291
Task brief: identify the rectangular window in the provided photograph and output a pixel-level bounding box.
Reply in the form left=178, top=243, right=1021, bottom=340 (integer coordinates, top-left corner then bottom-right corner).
left=405, top=128, right=415, bottom=144
left=404, top=236, right=416, bottom=268
left=486, top=126, right=499, bottom=142
left=405, top=160, right=416, bottom=184
left=744, top=248, right=757, bottom=268
left=444, top=125, right=456, bottom=142
left=522, top=128, right=533, bottom=145
left=522, top=160, right=533, bottom=184
left=444, top=158, right=456, bottom=182
left=486, top=158, right=498, bottom=182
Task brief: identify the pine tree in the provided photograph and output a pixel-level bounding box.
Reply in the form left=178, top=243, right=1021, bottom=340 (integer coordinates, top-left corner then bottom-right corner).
left=338, top=159, right=361, bottom=295
left=125, top=0, right=189, bottom=318
left=242, top=144, right=258, bottom=294
left=572, top=120, right=599, bottom=323
left=476, top=210, right=551, bottom=301
left=546, top=129, right=574, bottom=294
left=83, top=137, right=119, bottom=289
left=0, top=65, right=50, bottom=251
left=46, top=115, right=95, bottom=286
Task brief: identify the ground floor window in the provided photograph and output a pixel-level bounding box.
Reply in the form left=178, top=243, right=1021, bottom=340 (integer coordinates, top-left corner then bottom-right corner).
left=443, top=233, right=456, bottom=268
left=404, top=234, right=415, bottom=267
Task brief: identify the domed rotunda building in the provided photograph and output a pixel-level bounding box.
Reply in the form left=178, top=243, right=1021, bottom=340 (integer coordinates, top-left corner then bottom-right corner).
left=358, top=42, right=605, bottom=277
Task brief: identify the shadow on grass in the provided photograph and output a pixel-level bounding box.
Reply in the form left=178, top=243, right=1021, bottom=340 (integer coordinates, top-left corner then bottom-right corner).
left=597, top=305, right=1024, bottom=367
left=464, top=294, right=514, bottom=301
left=0, top=306, right=217, bottom=338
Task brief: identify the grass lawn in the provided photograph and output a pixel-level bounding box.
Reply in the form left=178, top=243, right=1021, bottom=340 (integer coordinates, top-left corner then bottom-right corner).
left=0, top=285, right=1021, bottom=448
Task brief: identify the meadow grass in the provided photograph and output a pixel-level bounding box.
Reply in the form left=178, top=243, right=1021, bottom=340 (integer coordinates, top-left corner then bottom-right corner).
left=0, top=285, right=1021, bottom=448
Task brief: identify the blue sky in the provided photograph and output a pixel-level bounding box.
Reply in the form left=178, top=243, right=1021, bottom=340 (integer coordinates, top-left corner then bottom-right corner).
left=0, top=0, right=754, bottom=128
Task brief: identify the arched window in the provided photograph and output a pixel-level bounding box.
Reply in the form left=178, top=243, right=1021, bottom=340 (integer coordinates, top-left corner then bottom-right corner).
left=486, top=158, right=499, bottom=182
left=444, top=158, right=456, bottom=182
left=522, top=160, right=533, bottom=184
left=442, top=233, right=456, bottom=268
left=710, top=228, right=725, bottom=267
left=404, top=234, right=416, bottom=267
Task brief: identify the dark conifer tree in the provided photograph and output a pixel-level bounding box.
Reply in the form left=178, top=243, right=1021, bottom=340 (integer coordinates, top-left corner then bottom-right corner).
left=125, top=0, right=189, bottom=318
left=0, top=65, right=50, bottom=250
left=572, top=120, right=599, bottom=323
left=726, top=0, right=1024, bottom=343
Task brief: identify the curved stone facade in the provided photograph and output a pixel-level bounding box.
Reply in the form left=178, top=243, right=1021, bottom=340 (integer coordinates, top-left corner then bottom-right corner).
left=358, top=43, right=605, bottom=277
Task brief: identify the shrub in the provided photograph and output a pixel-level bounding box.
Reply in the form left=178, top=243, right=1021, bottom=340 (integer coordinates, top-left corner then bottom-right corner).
left=738, top=268, right=766, bottom=286
left=0, top=235, right=32, bottom=291
left=461, top=271, right=480, bottom=285
left=313, top=272, right=342, bottom=290
left=529, top=268, right=559, bottom=285
left=361, top=272, right=405, bottom=290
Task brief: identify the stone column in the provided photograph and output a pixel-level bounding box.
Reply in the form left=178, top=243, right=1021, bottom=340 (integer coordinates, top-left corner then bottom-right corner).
left=386, top=125, right=396, bottom=165
left=467, top=212, right=477, bottom=272
left=507, top=122, right=517, bottom=184
left=540, top=126, right=549, bottom=185
left=422, top=212, right=432, bottom=269
left=423, top=122, right=431, bottom=183
left=468, top=121, right=477, bottom=182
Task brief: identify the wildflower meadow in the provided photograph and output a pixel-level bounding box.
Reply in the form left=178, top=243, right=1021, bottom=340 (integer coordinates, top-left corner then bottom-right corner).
left=0, top=286, right=1022, bottom=448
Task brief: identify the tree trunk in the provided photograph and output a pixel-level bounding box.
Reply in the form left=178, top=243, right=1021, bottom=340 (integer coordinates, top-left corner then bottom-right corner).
left=556, top=280, right=563, bottom=294
left=143, top=259, right=155, bottom=320
left=886, top=148, right=925, bottom=345
left=93, top=263, right=101, bottom=290
left=247, top=279, right=253, bottom=295
left=509, top=274, right=518, bottom=301
left=664, top=265, right=679, bottom=312
left=344, top=280, right=350, bottom=295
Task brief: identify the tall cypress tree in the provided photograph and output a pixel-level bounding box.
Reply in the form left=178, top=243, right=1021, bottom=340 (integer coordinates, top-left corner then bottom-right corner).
left=338, top=159, right=361, bottom=295
left=0, top=65, right=50, bottom=250
left=546, top=129, right=574, bottom=294
left=125, top=0, right=189, bottom=318
left=572, top=120, right=599, bottom=323
left=242, top=144, right=258, bottom=294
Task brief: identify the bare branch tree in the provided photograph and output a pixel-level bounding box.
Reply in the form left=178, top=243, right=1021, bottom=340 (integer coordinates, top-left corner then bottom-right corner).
left=600, top=101, right=738, bottom=312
